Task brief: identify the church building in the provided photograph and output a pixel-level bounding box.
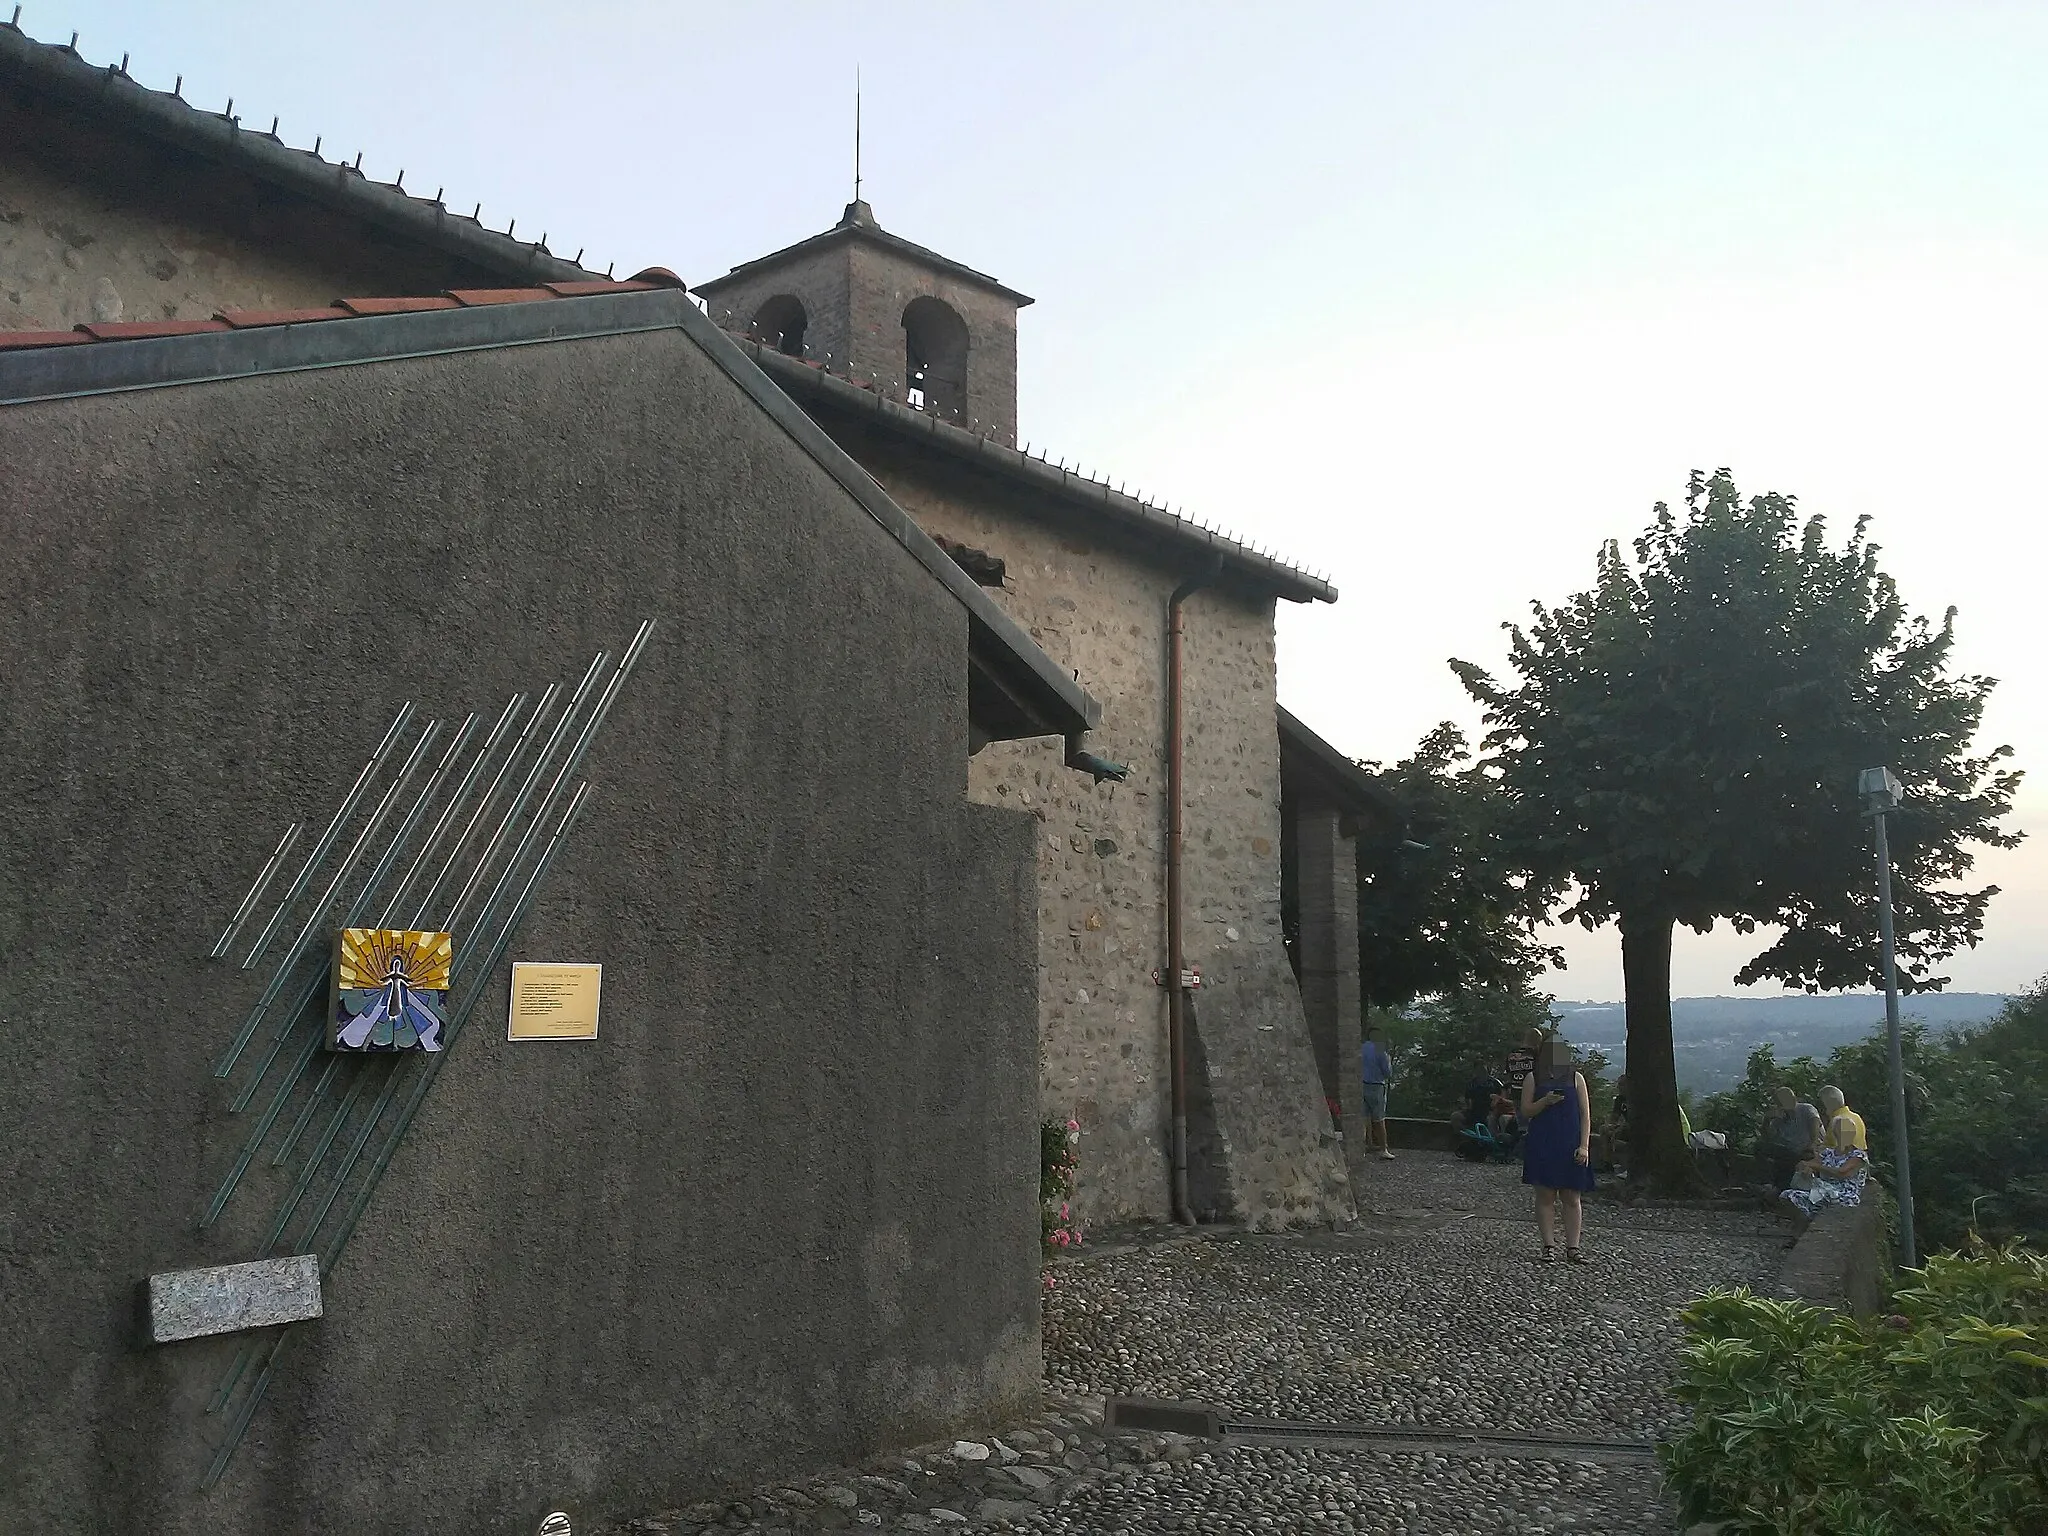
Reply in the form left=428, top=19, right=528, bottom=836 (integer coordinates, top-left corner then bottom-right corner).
left=699, top=202, right=1394, bottom=1229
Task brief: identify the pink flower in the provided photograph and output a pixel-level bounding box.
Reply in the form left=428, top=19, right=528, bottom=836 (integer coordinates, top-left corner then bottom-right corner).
left=1061, top=1203, right=1071, bottom=1219
left=1067, top=1119, right=1080, bottom=1131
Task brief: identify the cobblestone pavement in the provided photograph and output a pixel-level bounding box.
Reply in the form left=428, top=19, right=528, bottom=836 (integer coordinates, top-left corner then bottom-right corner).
left=622, top=1155, right=1786, bottom=1536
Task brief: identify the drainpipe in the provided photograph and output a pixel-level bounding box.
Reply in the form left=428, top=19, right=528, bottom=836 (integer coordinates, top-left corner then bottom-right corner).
left=1166, top=555, right=1223, bottom=1226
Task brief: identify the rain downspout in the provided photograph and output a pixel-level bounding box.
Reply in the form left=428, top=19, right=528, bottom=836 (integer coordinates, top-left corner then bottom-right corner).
left=1166, top=554, right=1223, bottom=1226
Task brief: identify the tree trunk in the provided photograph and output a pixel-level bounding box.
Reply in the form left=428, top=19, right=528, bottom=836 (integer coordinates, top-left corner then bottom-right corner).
left=1618, top=906, right=1697, bottom=1194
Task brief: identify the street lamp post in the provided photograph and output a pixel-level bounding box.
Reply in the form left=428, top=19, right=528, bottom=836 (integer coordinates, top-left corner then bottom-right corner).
left=1859, top=766, right=1918, bottom=1269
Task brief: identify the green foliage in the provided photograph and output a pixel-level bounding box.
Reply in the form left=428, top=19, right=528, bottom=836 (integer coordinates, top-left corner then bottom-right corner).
left=1661, top=1243, right=2048, bottom=1534
left=1451, top=469, right=2021, bottom=1188
left=1353, top=722, right=1563, bottom=1009
left=1697, top=978, right=2048, bottom=1250
left=1040, top=1117, right=1080, bottom=1268
left=1379, top=982, right=1556, bottom=1120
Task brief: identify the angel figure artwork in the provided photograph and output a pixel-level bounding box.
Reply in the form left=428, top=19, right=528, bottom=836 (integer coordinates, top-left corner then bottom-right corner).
left=328, top=927, right=453, bottom=1052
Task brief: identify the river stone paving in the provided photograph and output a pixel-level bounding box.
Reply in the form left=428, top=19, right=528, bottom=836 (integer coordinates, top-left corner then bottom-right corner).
left=619, top=1155, right=1784, bottom=1536
left=1047, top=1154, right=1786, bottom=1440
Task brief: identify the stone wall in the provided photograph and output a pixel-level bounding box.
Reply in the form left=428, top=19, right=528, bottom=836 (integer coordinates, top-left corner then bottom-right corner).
left=846, top=239, right=1021, bottom=442
left=800, top=404, right=1351, bottom=1231
left=0, top=318, right=1045, bottom=1535
left=1778, top=1189, right=1893, bottom=1318
left=0, top=91, right=504, bottom=331
left=696, top=239, right=852, bottom=368
left=698, top=224, right=1023, bottom=441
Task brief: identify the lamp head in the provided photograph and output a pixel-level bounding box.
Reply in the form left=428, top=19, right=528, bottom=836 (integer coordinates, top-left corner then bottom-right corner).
left=1858, top=766, right=1904, bottom=811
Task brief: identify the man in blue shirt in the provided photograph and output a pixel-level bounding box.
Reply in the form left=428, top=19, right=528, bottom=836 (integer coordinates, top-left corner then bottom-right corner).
left=1361, top=1024, right=1396, bottom=1161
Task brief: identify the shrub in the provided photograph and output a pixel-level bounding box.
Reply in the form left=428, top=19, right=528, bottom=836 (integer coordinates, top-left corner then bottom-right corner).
left=1040, top=1117, right=1082, bottom=1281
left=1661, top=1240, right=2048, bottom=1534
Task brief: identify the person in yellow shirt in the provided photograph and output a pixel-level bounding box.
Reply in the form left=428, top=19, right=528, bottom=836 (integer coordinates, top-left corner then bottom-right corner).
left=1822, top=1087, right=1868, bottom=1156
left=1780, top=1085, right=1869, bottom=1219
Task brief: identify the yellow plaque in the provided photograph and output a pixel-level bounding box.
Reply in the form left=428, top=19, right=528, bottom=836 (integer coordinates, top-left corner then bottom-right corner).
left=507, top=962, right=603, bottom=1041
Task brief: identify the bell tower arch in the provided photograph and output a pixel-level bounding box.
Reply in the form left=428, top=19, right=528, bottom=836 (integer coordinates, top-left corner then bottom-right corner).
left=696, top=200, right=1032, bottom=443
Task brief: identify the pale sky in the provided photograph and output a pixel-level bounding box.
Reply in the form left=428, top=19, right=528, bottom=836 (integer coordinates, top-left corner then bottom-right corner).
left=35, top=1, right=2047, bottom=1001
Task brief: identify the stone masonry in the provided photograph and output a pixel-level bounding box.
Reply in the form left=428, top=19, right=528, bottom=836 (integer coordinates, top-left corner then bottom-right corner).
left=1, top=41, right=1355, bottom=1235
left=919, top=475, right=1350, bottom=1233
left=697, top=202, right=1027, bottom=442
left=0, top=123, right=511, bottom=333
left=737, top=365, right=1354, bottom=1232
left=0, top=25, right=592, bottom=334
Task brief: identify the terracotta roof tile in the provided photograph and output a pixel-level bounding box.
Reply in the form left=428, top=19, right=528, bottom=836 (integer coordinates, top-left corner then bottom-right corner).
left=543, top=279, right=656, bottom=297
left=78, top=319, right=233, bottom=340
left=0, top=271, right=688, bottom=354
left=336, top=296, right=461, bottom=316
left=447, top=287, right=558, bottom=306
left=217, top=305, right=351, bottom=328
left=0, top=329, right=91, bottom=351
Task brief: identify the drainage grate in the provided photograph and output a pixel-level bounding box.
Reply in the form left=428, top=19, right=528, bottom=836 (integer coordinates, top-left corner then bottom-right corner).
left=1104, top=1396, right=1224, bottom=1437
left=1220, top=1418, right=1659, bottom=1465
left=1106, top=1396, right=1659, bottom=1466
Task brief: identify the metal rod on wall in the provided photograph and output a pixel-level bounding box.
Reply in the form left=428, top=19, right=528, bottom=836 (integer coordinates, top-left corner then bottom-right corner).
left=239, top=704, right=413, bottom=972
left=208, top=822, right=302, bottom=959
left=409, top=686, right=560, bottom=929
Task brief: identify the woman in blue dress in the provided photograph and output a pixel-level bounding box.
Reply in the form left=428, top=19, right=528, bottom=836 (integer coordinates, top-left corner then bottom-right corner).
left=1520, top=1038, right=1596, bottom=1263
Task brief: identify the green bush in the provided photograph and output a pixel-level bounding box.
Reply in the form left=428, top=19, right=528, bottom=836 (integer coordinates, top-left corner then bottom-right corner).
left=1661, top=1240, right=2048, bottom=1534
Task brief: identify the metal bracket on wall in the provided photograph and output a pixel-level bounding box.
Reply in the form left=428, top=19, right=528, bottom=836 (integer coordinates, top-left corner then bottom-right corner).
left=186, top=621, right=655, bottom=1491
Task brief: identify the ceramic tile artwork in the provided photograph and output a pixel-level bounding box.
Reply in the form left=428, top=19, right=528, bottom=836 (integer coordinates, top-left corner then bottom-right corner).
left=328, top=928, right=453, bottom=1052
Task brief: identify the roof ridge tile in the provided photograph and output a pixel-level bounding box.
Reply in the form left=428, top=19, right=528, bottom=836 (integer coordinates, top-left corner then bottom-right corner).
left=1, top=273, right=686, bottom=353
left=216, top=305, right=350, bottom=328
left=79, top=318, right=231, bottom=340
left=0, top=329, right=92, bottom=351
left=336, top=296, right=460, bottom=316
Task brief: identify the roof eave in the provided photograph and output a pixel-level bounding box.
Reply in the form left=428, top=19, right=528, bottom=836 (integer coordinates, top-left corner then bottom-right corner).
left=0, top=288, right=1098, bottom=744
left=738, top=341, right=1337, bottom=605
left=0, top=22, right=600, bottom=286
left=1277, top=706, right=1403, bottom=825
left=696, top=223, right=1034, bottom=308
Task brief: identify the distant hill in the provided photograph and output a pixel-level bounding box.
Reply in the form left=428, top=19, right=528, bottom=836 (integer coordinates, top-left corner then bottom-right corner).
left=1551, top=993, right=2011, bottom=1095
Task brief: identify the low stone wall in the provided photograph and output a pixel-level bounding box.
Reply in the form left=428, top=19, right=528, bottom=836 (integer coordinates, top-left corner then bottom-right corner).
left=1778, top=1187, right=1893, bottom=1317
left=1384, top=1118, right=1460, bottom=1153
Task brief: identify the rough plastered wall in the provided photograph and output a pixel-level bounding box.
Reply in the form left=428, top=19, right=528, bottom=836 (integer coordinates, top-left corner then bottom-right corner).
left=812, top=415, right=1351, bottom=1231
left=0, top=319, right=1044, bottom=1536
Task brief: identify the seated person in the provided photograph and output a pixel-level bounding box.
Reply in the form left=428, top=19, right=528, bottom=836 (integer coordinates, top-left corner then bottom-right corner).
left=1488, top=1088, right=1521, bottom=1142
left=1455, top=1076, right=1513, bottom=1160
left=1780, top=1085, right=1869, bottom=1220
left=1458, top=1076, right=1503, bottom=1132
left=1760, top=1085, right=1823, bottom=1192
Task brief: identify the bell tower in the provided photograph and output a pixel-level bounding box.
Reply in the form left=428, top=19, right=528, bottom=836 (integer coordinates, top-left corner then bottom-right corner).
left=695, top=201, right=1032, bottom=443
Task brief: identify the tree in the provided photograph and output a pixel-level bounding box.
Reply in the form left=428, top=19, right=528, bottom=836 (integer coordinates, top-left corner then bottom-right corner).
left=1353, top=722, right=1562, bottom=1009
left=1452, top=470, right=2022, bottom=1192
left=1380, top=981, right=1556, bottom=1121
